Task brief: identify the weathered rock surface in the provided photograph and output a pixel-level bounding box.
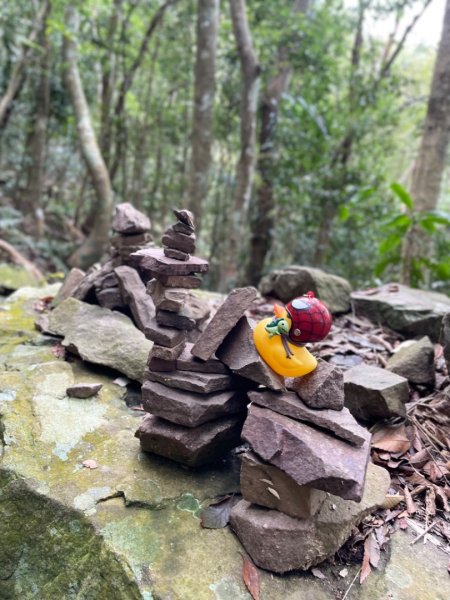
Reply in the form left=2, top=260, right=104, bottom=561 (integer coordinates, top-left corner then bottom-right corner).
left=0, top=263, right=43, bottom=291
left=112, top=202, right=151, bottom=234
left=230, top=463, right=390, bottom=573
left=286, top=358, right=344, bottom=410
left=173, top=208, right=195, bottom=228
left=147, top=356, right=177, bottom=372
left=156, top=296, right=210, bottom=330
left=47, top=298, right=152, bottom=382
left=148, top=280, right=189, bottom=312
left=142, top=380, right=246, bottom=427
left=115, top=265, right=155, bottom=330
left=150, top=341, right=185, bottom=362
left=162, top=229, right=196, bottom=254
left=96, top=286, right=125, bottom=310
left=259, top=266, right=352, bottom=314
left=152, top=274, right=202, bottom=289
left=242, top=404, right=371, bottom=500
left=240, top=452, right=327, bottom=519
left=191, top=287, right=258, bottom=361
left=132, top=248, right=209, bottom=275
left=164, top=247, right=190, bottom=261
left=248, top=389, right=368, bottom=447
left=217, top=316, right=285, bottom=391
left=441, top=313, right=450, bottom=373
left=351, top=283, right=450, bottom=342
left=66, top=383, right=103, bottom=398
left=145, top=368, right=235, bottom=394
left=52, top=268, right=85, bottom=305
left=177, top=342, right=229, bottom=374
left=111, top=232, right=151, bottom=248
left=144, top=320, right=186, bottom=347
left=344, top=363, right=409, bottom=420
left=136, top=413, right=244, bottom=466
left=386, top=337, right=435, bottom=386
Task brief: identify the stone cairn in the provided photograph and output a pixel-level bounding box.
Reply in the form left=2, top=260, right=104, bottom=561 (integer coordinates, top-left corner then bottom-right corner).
left=52, top=203, right=156, bottom=332
left=132, top=209, right=257, bottom=467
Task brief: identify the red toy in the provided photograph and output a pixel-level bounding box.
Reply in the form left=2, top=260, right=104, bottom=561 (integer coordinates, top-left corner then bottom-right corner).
left=285, top=291, right=332, bottom=344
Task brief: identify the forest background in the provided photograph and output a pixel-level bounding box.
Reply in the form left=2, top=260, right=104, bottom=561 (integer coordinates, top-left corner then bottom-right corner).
left=0, top=0, right=449, bottom=294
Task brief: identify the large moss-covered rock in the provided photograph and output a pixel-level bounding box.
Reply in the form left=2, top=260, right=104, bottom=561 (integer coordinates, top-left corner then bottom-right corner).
left=259, top=266, right=351, bottom=314
left=47, top=298, right=152, bottom=382
left=352, top=284, right=450, bottom=342
left=0, top=263, right=43, bottom=292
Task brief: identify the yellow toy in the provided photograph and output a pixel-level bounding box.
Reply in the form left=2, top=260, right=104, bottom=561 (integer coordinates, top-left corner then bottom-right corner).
left=253, top=293, right=332, bottom=378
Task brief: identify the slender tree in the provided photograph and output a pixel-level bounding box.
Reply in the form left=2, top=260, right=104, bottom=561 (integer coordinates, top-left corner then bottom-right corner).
left=187, top=0, right=220, bottom=231
left=244, top=0, right=309, bottom=286
left=63, top=6, right=113, bottom=268
left=402, top=0, right=450, bottom=284
left=222, top=0, right=260, bottom=286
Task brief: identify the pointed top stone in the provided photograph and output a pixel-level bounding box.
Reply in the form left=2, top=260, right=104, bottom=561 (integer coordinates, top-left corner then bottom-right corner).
left=112, top=203, right=151, bottom=234
left=173, top=208, right=195, bottom=229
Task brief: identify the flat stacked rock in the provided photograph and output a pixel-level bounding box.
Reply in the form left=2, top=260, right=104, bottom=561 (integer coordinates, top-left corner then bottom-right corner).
left=56, top=203, right=155, bottom=332
left=228, top=359, right=386, bottom=573
left=133, top=209, right=250, bottom=467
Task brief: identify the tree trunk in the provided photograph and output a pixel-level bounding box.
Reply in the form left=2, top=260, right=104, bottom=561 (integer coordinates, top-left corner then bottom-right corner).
left=402, top=0, right=450, bottom=285
left=244, top=0, right=309, bottom=286
left=0, top=0, right=49, bottom=131
left=63, top=7, right=114, bottom=269
left=187, top=0, right=220, bottom=231
left=222, top=0, right=260, bottom=287
left=23, top=11, right=51, bottom=238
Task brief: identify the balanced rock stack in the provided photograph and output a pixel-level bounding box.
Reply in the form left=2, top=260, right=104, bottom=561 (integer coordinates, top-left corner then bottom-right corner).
left=229, top=359, right=390, bottom=573
left=133, top=209, right=254, bottom=466
left=52, top=203, right=155, bottom=324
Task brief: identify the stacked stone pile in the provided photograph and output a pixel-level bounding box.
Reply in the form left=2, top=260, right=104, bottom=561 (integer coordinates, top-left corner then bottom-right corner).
left=228, top=359, right=389, bottom=573
left=133, top=210, right=257, bottom=466
left=52, top=203, right=155, bottom=331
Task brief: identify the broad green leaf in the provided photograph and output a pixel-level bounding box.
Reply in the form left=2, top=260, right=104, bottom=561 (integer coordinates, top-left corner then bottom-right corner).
left=383, top=214, right=412, bottom=231
left=390, top=183, right=414, bottom=210
left=338, top=205, right=350, bottom=222
left=379, top=234, right=402, bottom=255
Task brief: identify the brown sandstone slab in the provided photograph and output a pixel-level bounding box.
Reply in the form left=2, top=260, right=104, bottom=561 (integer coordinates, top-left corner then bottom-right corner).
left=135, top=413, right=244, bottom=466
left=173, top=221, right=194, bottom=235
left=153, top=274, right=202, bottom=289
left=66, top=383, right=103, bottom=399
left=142, top=380, right=246, bottom=427
left=131, top=248, right=208, bottom=275
left=242, top=404, right=371, bottom=501
left=344, top=363, right=409, bottom=421
left=164, top=247, right=190, bottom=261
left=191, top=287, right=257, bottom=361
left=144, top=321, right=186, bottom=347
left=150, top=341, right=185, bottom=362
left=96, top=286, right=125, bottom=310
left=52, top=268, right=85, bottom=305
left=145, top=368, right=235, bottom=394
left=216, top=317, right=285, bottom=392
left=162, top=229, right=196, bottom=254
left=147, top=356, right=177, bottom=372
left=111, top=232, right=151, bottom=248
left=177, top=342, right=229, bottom=374
left=112, top=202, right=151, bottom=234
left=156, top=296, right=210, bottom=331
left=229, top=463, right=390, bottom=573
left=240, top=452, right=326, bottom=519
left=248, top=389, right=368, bottom=447
left=115, top=265, right=155, bottom=331
left=147, top=280, right=188, bottom=312
left=173, top=208, right=195, bottom=228
left=286, top=358, right=344, bottom=410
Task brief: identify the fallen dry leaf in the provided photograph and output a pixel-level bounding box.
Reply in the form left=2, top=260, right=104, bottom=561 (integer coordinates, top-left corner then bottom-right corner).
left=372, top=423, right=411, bottom=455
left=404, top=487, right=417, bottom=515
left=382, top=494, right=403, bottom=510
left=311, top=568, right=326, bottom=579
left=200, top=495, right=240, bottom=529
left=242, top=555, right=260, bottom=600
left=360, top=537, right=372, bottom=584
left=339, top=568, right=348, bottom=578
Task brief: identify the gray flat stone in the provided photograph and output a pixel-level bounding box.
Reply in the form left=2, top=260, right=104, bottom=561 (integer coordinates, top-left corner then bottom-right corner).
left=386, top=336, right=435, bottom=386
left=142, top=380, right=246, bottom=427
left=344, top=363, right=409, bottom=421
left=162, top=229, right=196, bottom=254
left=191, top=287, right=258, bottom=361
left=150, top=341, right=185, bottom=362
left=144, top=321, right=186, bottom=347
left=52, top=268, right=85, bottom=306
left=248, top=389, right=368, bottom=447
left=242, top=404, right=371, bottom=501
left=351, top=283, right=450, bottom=342
left=151, top=274, right=202, bottom=289
left=96, top=286, right=125, bottom=310
left=47, top=298, right=152, bottom=382
left=156, top=296, right=210, bottom=331
left=66, top=383, right=103, bottom=399
left=112, top=202, right=151, bottom=234
left=216, top=316, right=285, bottom=391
